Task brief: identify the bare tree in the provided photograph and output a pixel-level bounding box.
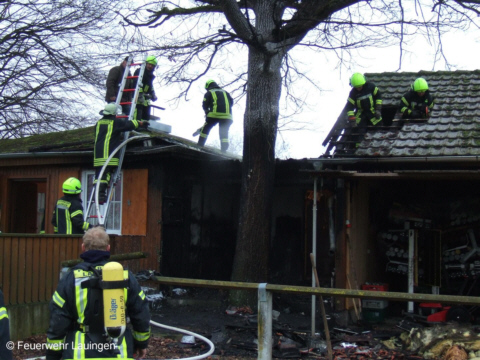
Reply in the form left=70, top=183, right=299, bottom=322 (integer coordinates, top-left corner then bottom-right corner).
left=0, top=0, right=134, bottom=139
left=122, top=0, right=480, bottom=306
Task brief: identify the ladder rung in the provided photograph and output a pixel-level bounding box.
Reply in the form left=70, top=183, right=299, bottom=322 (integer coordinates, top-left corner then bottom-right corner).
left=123, top=89, right=135, bottom=92
left=88, top=215, right=99, bottom=218
left=126, top=76, right=138, bottom=79
left=116, top=115, right=128, bottom=118
left=119, top=101, right=132, bottom=105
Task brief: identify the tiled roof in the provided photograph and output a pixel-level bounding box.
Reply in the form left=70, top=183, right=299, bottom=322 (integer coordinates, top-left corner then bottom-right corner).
left=331, top=70, right=480, bottom=157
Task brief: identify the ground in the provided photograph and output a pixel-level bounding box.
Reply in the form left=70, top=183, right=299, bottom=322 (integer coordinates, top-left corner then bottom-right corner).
left=10, top=287, right=479, bottom=359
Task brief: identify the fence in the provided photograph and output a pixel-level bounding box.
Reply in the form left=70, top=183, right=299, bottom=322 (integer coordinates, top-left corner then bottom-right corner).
left=152, top=276, right=480, bottom=360
left=0, top=234, right=83, bottom=306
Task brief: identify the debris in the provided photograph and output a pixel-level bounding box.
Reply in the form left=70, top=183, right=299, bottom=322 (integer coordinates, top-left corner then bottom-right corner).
left=172, top=288, right=187, bottom=296
left=225, top=305, right=253, bottom=316
left=181, top=335, right=196, bottom=344
left=445, top=345, right=468, bottom=360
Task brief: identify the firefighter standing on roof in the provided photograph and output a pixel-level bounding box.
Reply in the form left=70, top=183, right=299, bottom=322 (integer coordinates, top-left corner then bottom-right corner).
left=133, top=55, right=158, bottom=122
left=51, top=177, right=91, bottom=234
left=196, top=80, right=233, bottom=152
left=105, top=56, right=132, bottom=116
left=400, top=77, right=435, bottom=119
left=46, top=227, right=150, bottom=360
left=93, top=103, right=147, bottom=204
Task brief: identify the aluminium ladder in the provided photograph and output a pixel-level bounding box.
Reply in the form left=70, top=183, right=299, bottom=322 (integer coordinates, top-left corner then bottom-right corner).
left=85, top=55, right=149, bottom=227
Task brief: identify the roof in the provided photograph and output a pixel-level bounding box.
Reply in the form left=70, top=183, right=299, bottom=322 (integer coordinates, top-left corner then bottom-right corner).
left=324, top=70, right=480, bottom=158
left=0, top=124, right=241, bottom=161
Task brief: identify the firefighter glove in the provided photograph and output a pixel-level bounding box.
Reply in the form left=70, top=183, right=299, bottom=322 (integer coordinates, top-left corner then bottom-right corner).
left=375, top=110, right=381, bottom=119
left=140, top=121, right=150, bottom=128
left=151, top=92, right=158, bottom=102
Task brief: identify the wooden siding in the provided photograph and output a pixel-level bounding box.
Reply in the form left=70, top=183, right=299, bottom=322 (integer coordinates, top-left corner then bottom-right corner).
left=122, top=169, right=148, bottom=235
left=0, top=235, right=83, bottom=306
left=0, top=234, right=159, bottom=306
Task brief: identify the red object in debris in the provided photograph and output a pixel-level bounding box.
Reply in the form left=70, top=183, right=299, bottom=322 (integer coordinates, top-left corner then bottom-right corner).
left=346, top=220, right=351, bottom=228
left=419, top=303, right=451, bottom=322
left=361, top=283, right=389, bottom=291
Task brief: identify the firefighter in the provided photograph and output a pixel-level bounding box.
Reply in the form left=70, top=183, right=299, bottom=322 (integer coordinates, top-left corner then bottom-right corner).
left=0, top=290, right=12, bottom=360
left=51, top=177, right=91, bottom=234
left=105, top=56, right=132, bottom=116
left=133, top=55, right=158, bottom=122
left=344, top=73, right=383, bottom=148
left=196, top=79, right=233, bottom=152
left=400, top=77, right=435, bottom=119
left=94, top=103, right=147, bottom=204
left=46, top=227, right=150, bottom=360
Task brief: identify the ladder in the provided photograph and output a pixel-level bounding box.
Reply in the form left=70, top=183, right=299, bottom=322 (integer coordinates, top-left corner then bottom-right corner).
left=86, top=55, right=149, bottom=227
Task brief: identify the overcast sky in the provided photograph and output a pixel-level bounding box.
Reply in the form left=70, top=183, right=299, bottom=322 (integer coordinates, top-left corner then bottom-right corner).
left=149, top=26, right=479, bottom=160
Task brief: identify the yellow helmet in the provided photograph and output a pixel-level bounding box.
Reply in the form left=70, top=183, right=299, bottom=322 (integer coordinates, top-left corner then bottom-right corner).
left=63, top=177, right=82, bottom=194
left=350, top=73, right=366, bottom=87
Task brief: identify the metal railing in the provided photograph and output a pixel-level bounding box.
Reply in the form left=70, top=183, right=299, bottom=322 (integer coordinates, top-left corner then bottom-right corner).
left=153, top=276, right=480, bottom=360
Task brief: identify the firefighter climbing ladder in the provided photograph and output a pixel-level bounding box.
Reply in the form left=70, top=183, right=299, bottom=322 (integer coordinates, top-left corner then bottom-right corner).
left=85, top=55, right=149, bottom=227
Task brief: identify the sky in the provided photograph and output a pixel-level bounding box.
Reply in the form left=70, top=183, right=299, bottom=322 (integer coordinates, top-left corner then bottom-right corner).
left=146, top=26, right=480, bottom=160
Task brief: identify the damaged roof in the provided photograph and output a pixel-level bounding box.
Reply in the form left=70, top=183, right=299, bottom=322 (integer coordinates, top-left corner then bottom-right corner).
left=324, top=70, right=480, bottom=158
left=0, top=125, right=241, bottom=161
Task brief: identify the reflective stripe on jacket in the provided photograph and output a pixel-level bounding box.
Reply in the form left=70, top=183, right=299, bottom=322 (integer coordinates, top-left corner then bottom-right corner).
left=51, top=194, right=90, bottom=234
left=203, top=87, right=233, bottom=120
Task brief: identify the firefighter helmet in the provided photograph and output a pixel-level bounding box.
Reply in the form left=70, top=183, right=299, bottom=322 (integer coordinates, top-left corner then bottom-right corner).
left=102, top=103, right=119, bottom=116
left=350, top=73, right=366, bottom=88
left=205, top=79, right=217, bottom=89
left=146, top=55, right=158, bottom=66
left=63, top=177, right=82, bottom=194
left=413, top=77, right=428, bottom=92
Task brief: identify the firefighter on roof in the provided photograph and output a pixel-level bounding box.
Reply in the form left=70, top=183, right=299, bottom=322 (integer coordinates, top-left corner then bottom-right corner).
left=133, top=55, right=158, bottom=123
left=46, top=227, right=150, bottom=360
left=195, top=79, right=233, bottom=152
left=399, top=77, right=435, bottom=119
left=51, top=177, right=91, bottom=234
left=344, top=73, right=383, bottom=148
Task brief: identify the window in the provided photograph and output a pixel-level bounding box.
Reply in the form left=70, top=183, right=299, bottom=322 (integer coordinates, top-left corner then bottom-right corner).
left=82, top=171, right=123, bottom=234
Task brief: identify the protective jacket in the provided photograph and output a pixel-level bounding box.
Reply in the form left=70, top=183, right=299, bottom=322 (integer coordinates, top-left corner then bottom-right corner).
left=51, top=194, right=90, bottom=234
left=105, top=63, right=132, bottom=103
left=94, top=114, right=140, bottom=168
left=346, top=82, right=382, bottom=125
left=133, top=68, right=156, bottom=106
left=0, top=290, right=12, bottom=360
left=400, top=89, right=435, bottom=118
left=46, top=250, right=150, bottom=360
left=202, top=84, right=233, bottom=120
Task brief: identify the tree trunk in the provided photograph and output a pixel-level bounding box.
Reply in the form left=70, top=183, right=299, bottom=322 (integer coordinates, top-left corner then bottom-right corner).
left=230, top=37, right=283, bottom=307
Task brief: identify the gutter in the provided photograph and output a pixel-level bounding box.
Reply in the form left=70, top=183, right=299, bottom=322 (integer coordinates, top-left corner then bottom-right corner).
left=309, top=155, right=480, bottom=168
left=0, top=151, right=92, bottom=159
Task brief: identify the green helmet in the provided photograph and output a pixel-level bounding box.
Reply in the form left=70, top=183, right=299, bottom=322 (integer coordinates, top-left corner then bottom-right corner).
left=146, top=55, right=158, bottom=66
left=413, top=77, right=428, bottom=92
left=350, top=73, right=366, bottom=87
left=102, top=103, right=119, bottom=116
left=63, top=177, right=82, bottom=194
left=205, top=79, right=216, bottom=89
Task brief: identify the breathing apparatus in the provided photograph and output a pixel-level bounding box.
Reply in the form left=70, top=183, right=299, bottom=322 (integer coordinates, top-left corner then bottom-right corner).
left=102, top=261, right=127, bottom=347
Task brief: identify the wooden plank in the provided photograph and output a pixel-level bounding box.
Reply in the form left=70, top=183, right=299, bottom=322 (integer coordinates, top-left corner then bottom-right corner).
left=10, top=236, right=19, bottom=305
left=24, top=237, right=33, bottom=303
left=38, top=237, right=47, bottom=302
left=32, top=237, right=40, bottom=302
left=45, top=238, right=54, bottom=301
left=122, top=169, right=148, bottom=235
left=17, top=237, right=26, bottom=303
left=52, top=237, right=60, bottom=293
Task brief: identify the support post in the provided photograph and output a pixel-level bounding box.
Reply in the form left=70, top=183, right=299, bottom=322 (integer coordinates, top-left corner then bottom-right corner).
left=408, top=229, right=415, bottom=313
left=258, top=283, right=272, bottom=360
left=311, top=177, right=318, bottom=335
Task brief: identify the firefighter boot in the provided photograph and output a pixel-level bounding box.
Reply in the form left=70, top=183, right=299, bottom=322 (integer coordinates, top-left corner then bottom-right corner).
left=98, top=183, right=108, bottom=204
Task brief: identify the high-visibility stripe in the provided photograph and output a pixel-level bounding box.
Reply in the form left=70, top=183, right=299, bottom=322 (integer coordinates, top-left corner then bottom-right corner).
left=52, top=291, right=65, bottom=308
left=46, top=338, right=64, bottom=351
left=0, top=307, right=8, bottom=320
left=73, top=331, right=85, bottom=359
left=133, top=330, right=150, bottom=342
